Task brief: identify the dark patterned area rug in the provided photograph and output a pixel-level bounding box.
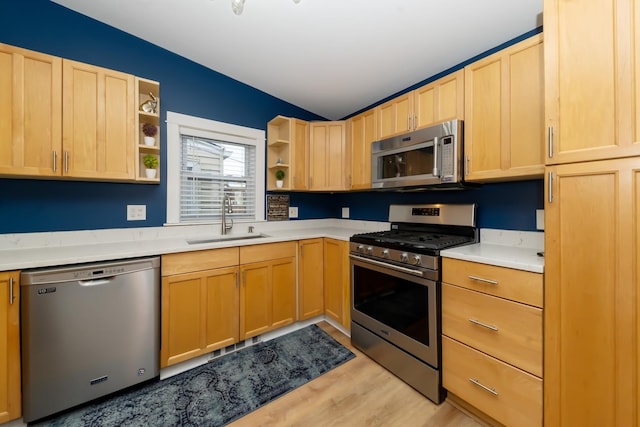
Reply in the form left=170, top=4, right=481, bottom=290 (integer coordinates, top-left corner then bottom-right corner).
left=36, top=324, right=355, bottom=427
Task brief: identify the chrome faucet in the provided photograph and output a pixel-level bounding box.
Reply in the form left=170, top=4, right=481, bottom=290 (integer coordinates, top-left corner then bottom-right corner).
left=221, top=194, right=233, bottom=235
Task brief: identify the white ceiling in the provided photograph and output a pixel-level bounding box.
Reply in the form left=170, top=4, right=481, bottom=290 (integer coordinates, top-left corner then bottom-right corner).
left=51, top=0, right=543, bottom=120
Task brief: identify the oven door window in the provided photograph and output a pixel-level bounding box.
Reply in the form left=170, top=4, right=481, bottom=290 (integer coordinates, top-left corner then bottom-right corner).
left=352, top=263, right=432, bottom=346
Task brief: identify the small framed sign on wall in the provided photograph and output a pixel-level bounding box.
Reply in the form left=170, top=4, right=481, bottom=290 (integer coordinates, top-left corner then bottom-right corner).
left=266, top=194, right=289, bottom=221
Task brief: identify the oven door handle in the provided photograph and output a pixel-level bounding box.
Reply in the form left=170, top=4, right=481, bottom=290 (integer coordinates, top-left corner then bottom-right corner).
left=349, top=254, right=424, bottom=277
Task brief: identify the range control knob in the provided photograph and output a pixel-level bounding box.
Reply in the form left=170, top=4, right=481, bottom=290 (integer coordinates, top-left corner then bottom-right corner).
left=412, top=255, right=422, bottom=266
left=357, top=244, right=364, bottom=253
left=381, top=249, right=390, bottom=259
left=366, top=246, right=374, bottom=255
left=400, top=252, right=409, bottom=263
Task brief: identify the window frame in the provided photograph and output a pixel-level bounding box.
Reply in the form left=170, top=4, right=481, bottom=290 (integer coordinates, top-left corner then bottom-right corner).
left=165, top=111, right=265, bottom=225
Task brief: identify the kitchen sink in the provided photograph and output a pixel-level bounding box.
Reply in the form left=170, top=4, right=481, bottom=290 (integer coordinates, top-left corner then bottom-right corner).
left=186, top=233, right=270, bottom=245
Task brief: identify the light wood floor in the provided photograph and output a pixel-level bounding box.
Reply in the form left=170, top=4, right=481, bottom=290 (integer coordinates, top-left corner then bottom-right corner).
left=229, top=321, right=483, bottom=427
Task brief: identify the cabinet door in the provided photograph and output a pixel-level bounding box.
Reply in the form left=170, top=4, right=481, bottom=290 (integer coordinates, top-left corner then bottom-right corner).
left=376, top=92, right=413, bottom=139
left=161, top=271, right=204, bottom=367
left=0, top=44, right=61, bottom=177
left=62, top=59, right=135, bottom=180
left=309, top=121, right=348, bottom=191
left=465, top=34, right=544, bottom=182
left=161, top=266, right=239, bottom=367
left=298, top=239, right=324, bottom=320
left=545, top=158, right=639, bottom=427
left=348, top=109, right=376, bottom=190
left=0, top=271, right=20, bottom=423
left=413, top=69, right=464, bottom=130
left=545, top=0, right=640, bottom=164
left=292, top=118, right=309, bottom=190
left=271, top=257, right=296, bottom=329
left=204, top=267, right=239, bottom=353
left=323, top=238, right=350, bottom=329
left=240, top=261, right=272, bottom=340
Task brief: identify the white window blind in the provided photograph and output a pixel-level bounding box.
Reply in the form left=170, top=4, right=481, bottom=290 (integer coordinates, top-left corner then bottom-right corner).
left=180, top=135, right=256, bottom=222
left=165, top=111, right=265, bottom=225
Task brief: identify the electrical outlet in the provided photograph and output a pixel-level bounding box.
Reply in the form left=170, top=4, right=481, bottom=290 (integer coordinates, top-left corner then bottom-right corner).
left=536, top=209, right=544, bottom=230
left=289, top=207, right=298, bottom=218
left=127, top=205, right=146, bottom=221
left=341, top=207, right=350, bottom=219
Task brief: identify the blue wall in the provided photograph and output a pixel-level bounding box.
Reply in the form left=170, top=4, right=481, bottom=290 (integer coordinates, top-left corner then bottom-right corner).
left=0, top=1, right=543, bottom=233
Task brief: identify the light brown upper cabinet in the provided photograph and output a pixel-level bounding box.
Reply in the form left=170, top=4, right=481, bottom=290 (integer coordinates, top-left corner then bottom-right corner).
left=347, top=108, right=377, bottom=189
left=308, top=121, right=348, bottom=191
left=376, top=70, right=464, bottom=140
left=62, top=59, right=135, bottom=180
left=464, top=34, right=544, bottom=182
left=266, top=116, right=309, bottom=191
left=545, top=0, right=640, bottom=164
left=0, top=43, right=62, bottom=177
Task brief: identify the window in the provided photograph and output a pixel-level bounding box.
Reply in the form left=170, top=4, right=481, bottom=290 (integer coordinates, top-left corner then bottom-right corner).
left=166, top=112, right=265, bottom=225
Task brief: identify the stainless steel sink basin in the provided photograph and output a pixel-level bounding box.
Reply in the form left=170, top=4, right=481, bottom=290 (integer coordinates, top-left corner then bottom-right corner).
left=186, top=233, right=270, bottom=245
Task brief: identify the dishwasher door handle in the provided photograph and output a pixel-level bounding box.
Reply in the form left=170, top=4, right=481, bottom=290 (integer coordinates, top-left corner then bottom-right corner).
left=78, top=277, right=115, bottom=287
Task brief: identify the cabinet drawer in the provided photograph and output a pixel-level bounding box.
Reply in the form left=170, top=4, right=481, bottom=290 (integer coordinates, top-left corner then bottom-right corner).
left=442, top=284, right=542, bottom=376
left=442, top=258, right=542, bottom=307
left=443, top=336, right=542, bottom=427
left=161, top=247, right=239, bottom=276
left=240, top=241, right=297, bottom=264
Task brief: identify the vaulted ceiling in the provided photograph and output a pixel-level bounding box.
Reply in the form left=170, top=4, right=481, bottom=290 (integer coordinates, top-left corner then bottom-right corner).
left=52, top=0, right=543, bottom=120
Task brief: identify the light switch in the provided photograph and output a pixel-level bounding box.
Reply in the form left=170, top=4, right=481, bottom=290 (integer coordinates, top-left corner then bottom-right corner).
left=342, top=207, right=350, bottom=219
left=289, top=207, right=298, bottom=218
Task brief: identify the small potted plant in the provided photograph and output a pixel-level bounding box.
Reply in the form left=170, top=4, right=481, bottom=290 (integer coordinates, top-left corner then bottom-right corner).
left=142, top=123, right=158, bottom=146
left=143, top=154, right=158, bottom=179
left=275, top=169, right=285, bottom=188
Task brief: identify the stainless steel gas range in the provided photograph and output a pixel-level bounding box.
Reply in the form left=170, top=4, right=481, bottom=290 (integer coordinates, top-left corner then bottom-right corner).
left=349, top=203, right=477, bottom=403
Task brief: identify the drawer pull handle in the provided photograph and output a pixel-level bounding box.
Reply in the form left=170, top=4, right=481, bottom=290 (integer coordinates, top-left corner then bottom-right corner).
left=469, top=318, right=499, bottom=331
left=468, top=275, right=498, bottom=285
left=469, top=378, right=499, bottom=396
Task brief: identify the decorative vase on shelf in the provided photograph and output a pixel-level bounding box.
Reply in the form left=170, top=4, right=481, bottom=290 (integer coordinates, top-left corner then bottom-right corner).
left=145, top=168, right=157, bottom=179
left=275, top=169, right=285, bottom=189
left=142, top=123, right=158, bottom=147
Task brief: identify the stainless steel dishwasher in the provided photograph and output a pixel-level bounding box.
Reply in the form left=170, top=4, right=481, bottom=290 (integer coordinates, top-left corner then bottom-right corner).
left=21, top=256, right=160, bottom=423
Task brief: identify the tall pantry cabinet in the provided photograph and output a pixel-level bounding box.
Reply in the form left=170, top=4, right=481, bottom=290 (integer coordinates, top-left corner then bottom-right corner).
left=544, top=0, right=640, bottom=426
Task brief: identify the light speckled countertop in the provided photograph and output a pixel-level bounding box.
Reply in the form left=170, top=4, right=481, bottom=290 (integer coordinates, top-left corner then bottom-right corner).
left=0, top=219, right=388, bottom=271
left=0, top=221, right=544, bottom=273
left=441, top=228, right=544, bottom=273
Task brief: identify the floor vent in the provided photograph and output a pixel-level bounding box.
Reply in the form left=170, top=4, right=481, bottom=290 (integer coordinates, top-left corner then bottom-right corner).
left=208, top=335, right=261, bottom=361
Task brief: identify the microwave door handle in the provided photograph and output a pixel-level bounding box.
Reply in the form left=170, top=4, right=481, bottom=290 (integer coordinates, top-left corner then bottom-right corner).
left=432, top=136, right=440, bottom=177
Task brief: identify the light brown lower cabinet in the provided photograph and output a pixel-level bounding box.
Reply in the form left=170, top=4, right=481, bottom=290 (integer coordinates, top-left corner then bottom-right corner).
left=160, top=238, right=350, bottom=368
left=298, top=238, right=324, bottom=320
left=323, top=238, right=350, bottom=329
left=0, top=270, right=20, bottom=423
left=239, top=242, right=297, bottom=340
left=442, top=258, right=543, bottom=427
left=160, top=248, right=239, bottom=368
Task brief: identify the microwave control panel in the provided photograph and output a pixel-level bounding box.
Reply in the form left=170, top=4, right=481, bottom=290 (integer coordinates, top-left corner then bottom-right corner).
left=440, top=135, right=454, bottom=180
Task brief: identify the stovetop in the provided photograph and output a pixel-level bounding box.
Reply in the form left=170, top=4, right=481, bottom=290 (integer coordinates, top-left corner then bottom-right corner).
left=350, top=203, right=478, bottom=256
left=352, top=230, right=474, bottom=250
left=351, top=229, right=476, bottom=254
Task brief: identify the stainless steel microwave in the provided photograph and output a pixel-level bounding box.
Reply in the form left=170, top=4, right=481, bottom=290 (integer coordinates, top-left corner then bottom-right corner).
left=371, top=119, right=463, bottom=189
